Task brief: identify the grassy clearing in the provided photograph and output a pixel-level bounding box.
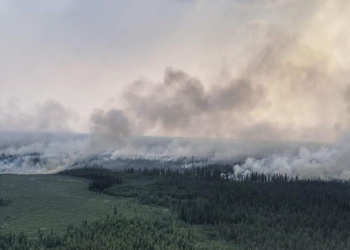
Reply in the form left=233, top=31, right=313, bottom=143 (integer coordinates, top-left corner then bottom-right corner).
left=0, top=173, right=234, bottom=249
left=0, top=174, right=170, bottom=237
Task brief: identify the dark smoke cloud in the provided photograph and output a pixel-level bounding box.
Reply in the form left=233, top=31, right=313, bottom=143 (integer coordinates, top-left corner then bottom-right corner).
left=209, top=79, right=264, bottom=112
left=90, top=109, right=131, bottom=136
left=123, top=68, right=265, bottom=135
left=89, top=109, right=131, bottom=151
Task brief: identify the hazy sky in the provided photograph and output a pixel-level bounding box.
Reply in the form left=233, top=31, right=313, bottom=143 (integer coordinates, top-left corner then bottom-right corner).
left=1, top=0, right=349, bottom=142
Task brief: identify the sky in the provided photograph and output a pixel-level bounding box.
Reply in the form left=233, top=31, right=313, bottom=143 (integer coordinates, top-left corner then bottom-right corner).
left=1, top=0, right=350, bottom=142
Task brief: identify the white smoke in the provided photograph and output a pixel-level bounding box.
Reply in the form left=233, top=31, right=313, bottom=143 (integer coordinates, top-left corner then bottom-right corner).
left=1, top=130, right=350, bottom=180
left=0, top=132, right=89, bottom=174
left=0, top=130, right=326, bottom=177
left=234, top=142, right=350, bottom=179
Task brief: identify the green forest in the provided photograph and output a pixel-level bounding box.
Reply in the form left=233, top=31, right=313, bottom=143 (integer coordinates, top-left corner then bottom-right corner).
left=2, top=165, right=350, bottom=249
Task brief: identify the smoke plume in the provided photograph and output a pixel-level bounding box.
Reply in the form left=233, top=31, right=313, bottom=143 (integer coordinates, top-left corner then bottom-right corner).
left=123, top=68, right=264, bottom=136
left=90, top=109, right=131, bottom=137
left=85, top=0, right=349, bottom=142
left=1, top=0, right=350, bottom=178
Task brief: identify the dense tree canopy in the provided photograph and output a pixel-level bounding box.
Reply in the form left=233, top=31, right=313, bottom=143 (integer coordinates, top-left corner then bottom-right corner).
left=3, top=165, right=350, bottom=250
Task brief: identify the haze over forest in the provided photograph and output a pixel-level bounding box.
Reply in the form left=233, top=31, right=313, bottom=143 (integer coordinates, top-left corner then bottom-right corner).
left=1, top=0, right=350, bottom=178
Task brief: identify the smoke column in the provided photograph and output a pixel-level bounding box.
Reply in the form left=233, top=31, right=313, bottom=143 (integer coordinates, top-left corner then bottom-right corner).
left=1, top=0, right=350, bottom=178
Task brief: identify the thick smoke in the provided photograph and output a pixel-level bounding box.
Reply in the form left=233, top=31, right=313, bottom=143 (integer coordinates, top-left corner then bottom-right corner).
left=0, top=132, right=89, bottom=174
left=234, top=144, right=350, bottom=179
left=93, top=0, right=350, bottom=142
left=0, top=131, right=322, bottom=175
left=123, top=68, right=264, bottom=136
left=90, top=109, right=130, bottom=137
left=89, top=109, right=131, bottom=151
left=1, top=0, right=350, bottom=178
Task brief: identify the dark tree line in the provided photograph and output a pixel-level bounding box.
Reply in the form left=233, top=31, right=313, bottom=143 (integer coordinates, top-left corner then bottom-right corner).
left=59, top=167, right=122, bottom=192
left=126, top=164, right=229, bottom=181
left=0, top=197, right=12, bottom=207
